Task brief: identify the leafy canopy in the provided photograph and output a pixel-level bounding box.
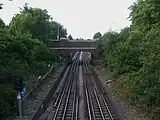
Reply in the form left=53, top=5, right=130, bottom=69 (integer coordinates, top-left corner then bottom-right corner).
left=68, top=34, right=73, bottom=40
left=9, top=4, right=67, bottom=42
left=93, top=32, right=102, bottom=39
left=0, top=4, right=66, bottom=119
left=97, top=0, right=160, bottom=119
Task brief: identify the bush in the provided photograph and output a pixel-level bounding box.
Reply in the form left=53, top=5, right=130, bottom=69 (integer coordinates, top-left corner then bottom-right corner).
left=0, top=29, right=60, bottom=119
left=98, top=8, right=160, bottom=119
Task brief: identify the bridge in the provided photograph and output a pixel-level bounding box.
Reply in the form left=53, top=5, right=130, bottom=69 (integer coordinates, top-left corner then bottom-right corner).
left=48, top=39, right=98, bottom=58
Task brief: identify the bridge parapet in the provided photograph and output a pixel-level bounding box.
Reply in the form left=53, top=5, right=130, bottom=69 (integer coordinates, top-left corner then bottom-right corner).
left=49, top=39, right=98, bottom=57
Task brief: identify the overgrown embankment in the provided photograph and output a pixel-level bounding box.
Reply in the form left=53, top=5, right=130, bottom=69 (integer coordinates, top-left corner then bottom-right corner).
left=95, top=0, right=160, bottom=119
left=0, top=4, right=67, bottom=119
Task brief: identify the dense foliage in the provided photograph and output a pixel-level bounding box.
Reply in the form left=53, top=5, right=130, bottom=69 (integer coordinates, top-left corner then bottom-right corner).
left=0, top=18, right=5, bottom=28
left=97, top=0, right=160, bottom=119
left=68, top=34, right=73, bottom=40
left=9, top=4, right=67, bottom=42
left=0, top=5, right=66, bottom=119
left=93, top=32, right=102, bottom=39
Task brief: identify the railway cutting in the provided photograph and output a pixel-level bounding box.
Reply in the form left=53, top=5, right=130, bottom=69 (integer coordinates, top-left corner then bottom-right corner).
left=38, top=51, right=122, bottom=120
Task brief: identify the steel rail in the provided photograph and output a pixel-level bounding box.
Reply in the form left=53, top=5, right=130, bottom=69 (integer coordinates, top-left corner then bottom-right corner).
left=53, top=65, right=72, bottom=107
left=85, top=89, right=92, bottom=120
left=46, top=52, right=117, bottom=120
left=91, top=68, right=114, bottom=120
left=76, top=97, right=79, bottom=120
left=62, top=57, right=79, bottom=120
left=52, top=55, right=78, bottom=120
left=86, top=55, right=115, bottom=120
left=83, top=59, right=96, bottom=120
left=101, top=93, right=114, bottom=120
left=82, top=52, right=114, bottom=120
left=62, top=84, right=72, bottom=120
left=52, top=71, right=73, bottom=120
left=54, top=52, right=79, bottom=120
left=86, top=75, right=98, bottom=120
left=44, top=65, right=73, bottom=120
left=65, top=53, right=79, bottom=116
left=75, top=59, right=79, bottom=120
left=42, top=52, right=80, bottom=120
left=71, top=91, right=76, bottom=120
left=83, top=63, right=92, bottom=120
left=93, top=88, right=106, bottom=120
left=53, top=53, right=78, bottom=107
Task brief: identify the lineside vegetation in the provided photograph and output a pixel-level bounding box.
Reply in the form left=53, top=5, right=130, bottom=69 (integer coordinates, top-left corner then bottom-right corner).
left=95, top=0, right=160, bottom=119
left=0, top=4, right=67, bottom=119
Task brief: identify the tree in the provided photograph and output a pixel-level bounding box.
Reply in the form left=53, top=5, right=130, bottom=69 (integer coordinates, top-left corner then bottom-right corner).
left=9, top=4, right=67, bottom=42
left=57, top=23, right=67, bottom=39
left=9, top=4, right=51, bottom=42
left=0, top=18, right=5, bottom=28
left=0, top=4, right=66, bottom=119
left=0, top=28, right=61, bottom=119
left=0, top=0, right=13, bottom=10
left=99, top=0, right=160, bottom=119
left=0, top=3, right=3, bottom=10
left=129, top=0, right=160, bottom=32
left=93, top=32, right=102, bottom=39
left=68, top=34, right=73, bottom=40
left=49, top=21, right=67, bottom=39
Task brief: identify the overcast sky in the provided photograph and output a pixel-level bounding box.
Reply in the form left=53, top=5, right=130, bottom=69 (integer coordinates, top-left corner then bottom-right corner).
left=0, top=0, right=136, bottom=39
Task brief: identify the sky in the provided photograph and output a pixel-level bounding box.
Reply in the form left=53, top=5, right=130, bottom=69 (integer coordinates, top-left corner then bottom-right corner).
left=0, top=0, right=136, bottom=39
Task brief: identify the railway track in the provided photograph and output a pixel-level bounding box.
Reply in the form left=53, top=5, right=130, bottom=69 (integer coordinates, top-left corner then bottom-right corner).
left=82, top=52, right=119, bottom=120
left=41, top=51, right=120, bottom=120
left=44, top=52, right=80, bottom=120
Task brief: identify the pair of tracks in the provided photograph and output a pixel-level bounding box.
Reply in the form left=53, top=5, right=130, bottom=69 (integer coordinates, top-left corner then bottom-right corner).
left=82, top=53, right=118, bottom=120
left=44, top=52, right=120, bottom=120
left=51, top=53, right=80, bottom=120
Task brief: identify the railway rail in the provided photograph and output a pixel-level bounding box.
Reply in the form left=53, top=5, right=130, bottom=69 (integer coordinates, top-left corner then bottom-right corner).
left=82, top=52, right=119, bottom=120
left=40, top=51, right=121, bottom=120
